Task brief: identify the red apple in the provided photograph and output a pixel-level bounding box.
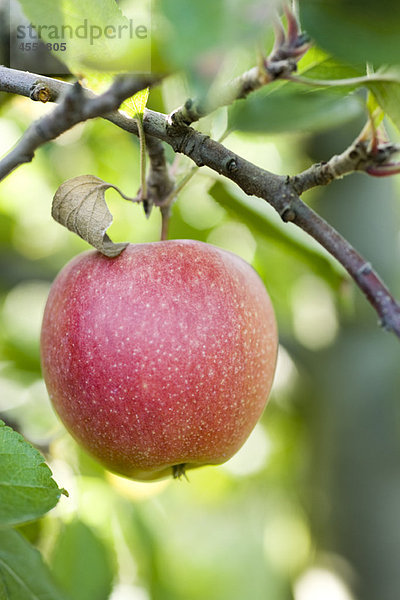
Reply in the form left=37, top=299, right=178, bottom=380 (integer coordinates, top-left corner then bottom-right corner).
left=41, top=240, right=278, bottom=481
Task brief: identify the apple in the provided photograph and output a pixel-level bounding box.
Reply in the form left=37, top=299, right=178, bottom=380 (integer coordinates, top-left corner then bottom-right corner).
left=40, top=240, right=278, bottom=481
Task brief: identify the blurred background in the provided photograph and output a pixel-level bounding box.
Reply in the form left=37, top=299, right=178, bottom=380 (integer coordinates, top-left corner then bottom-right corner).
left=1, top=1, right=400, bottom=599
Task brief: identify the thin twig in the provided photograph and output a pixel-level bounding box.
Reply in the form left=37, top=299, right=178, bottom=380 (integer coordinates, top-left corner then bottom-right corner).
left=167, top=66, right=271, bottom=128
left=292, top=139, right=400, bottom=194
left=290, top=198, right=400, bottom=334
left=156, top=130, right=232, bottom=240
left=286, top=73, right=400, bottom=89
left=0, top=65, right=73, bottom=100
left=145, top=136, right=175, bottom=210
left=136, top=116, right=148, bottom=207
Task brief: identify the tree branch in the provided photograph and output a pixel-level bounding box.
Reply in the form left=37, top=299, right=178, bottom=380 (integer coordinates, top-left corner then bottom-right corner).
left=167, top=66, right=274, bottom=128
left=0, top=65, right=71, bottom=101
left=288, top=197, right=400, bottom=334
left=144, top=135, right=174, bottom=208
left=292, top=139, right=400, bottom=194
left=1, top=66, right=400, bottom=338
left=144, top=135, right=175, bottom=238
left=0, top=72, right=156, bottom=181
left=167, top=4, right=310, bottom=128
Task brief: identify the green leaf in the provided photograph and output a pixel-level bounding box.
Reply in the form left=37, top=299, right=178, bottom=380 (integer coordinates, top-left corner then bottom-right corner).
left=0, top=421, right=66, bottom=527
left=50, top=520, right=114, bottom=600
left=209, top=181, right=345, bottom=290
left=300, top=0, right=400, bottom=66
left=284, top=55, right=400, bottom=131
left=0, top=528, right=66, bottom=600
left=298, top=50, right=366, bottom=81
left=228, top=83, right=363, bottom=133
left=367, top=68, right=400, bottom=131
left=228, top=48, right=365, bottom=135
left=121, top=87, right=150, bottom=120
left=0, top=575, right=7, bottom=600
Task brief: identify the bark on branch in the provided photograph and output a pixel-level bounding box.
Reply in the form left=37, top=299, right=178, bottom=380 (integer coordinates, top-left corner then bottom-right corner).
left=0, top=70, right=156, bottom=181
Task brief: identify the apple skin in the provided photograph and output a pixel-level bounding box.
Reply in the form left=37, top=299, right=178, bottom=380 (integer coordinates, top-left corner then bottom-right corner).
left=40, top=240, right=278, bottom=481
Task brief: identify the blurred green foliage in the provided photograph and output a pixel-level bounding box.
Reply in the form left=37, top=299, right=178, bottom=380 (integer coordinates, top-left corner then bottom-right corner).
left=1, top=1, right=400, bottom=600
left=301, top=0, right=400, bottom=66
left=0, top=528, right=66, bottom=599
left=50, top=519, right=115, bottom=600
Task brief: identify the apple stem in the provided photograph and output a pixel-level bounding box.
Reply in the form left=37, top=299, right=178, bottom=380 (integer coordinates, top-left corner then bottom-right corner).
left=144, top=136, right=175, bottom=216
left=160, top=206, right=171, bottom=241
left=135, top=115, right=149, bottom=215
left=156, top=129, right=232, bottom=241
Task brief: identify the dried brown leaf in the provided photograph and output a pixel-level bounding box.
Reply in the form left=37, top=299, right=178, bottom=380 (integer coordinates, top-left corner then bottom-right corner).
left=52, top=175, right=135, bottom=257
